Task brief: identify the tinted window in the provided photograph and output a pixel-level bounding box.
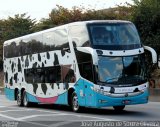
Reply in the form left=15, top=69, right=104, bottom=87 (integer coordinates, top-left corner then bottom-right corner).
left=75, top=51, right=94, bottom=82
left=79, top=62, right=94, bottom=82
left=24, top=66, right=61, bottom=83
left=24, top=65, right=75, bottom=83
left=4, top=29, right=69, bottom=58
left=87, top=23, right=142, bottom=50
left=62, top=65, right=76, bottom=83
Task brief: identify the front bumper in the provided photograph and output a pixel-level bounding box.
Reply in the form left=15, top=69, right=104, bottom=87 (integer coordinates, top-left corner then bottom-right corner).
left=95, top=89, right=149, bottom=108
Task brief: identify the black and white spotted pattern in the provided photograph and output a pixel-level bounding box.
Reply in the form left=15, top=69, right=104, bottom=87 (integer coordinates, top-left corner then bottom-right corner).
left=4, top=50, right=77, bottom=98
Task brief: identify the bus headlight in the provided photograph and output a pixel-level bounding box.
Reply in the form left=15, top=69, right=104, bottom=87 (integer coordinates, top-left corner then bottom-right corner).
left=103, top=91, right=111, bottom=96
left=91, top=86, right=100, bottom=93
left=91, top=86, right=110, bottom=96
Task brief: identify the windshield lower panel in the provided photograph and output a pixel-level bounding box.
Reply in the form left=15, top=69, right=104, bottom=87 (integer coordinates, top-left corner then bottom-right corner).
left=98, top=55, right=146, bottom=86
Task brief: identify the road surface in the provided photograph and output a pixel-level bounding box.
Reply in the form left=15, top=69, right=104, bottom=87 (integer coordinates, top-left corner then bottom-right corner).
left=0, top=95, right=160, bottom=127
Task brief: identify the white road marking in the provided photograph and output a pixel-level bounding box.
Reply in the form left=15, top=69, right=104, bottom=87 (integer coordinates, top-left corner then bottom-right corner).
left=0, top=106, right=119, bottom=121
left=0, top=113, right=20, bottom=121
left=23, top=121, right=49, bottom=127
left=0, top=97, right=120, bottom=121
left=66, top=114, right=119, bottom=121
left=19, top=113, right=67, bottom=120
left=0, top=113, right=50, bottom=127
left=0, top=109, right=33, bottom=113
left=35, top=109, right=119, bottom=121
left=48, top=121, right=74, bottom=127
left=36, top=109, right=64, bottom=114
left=0, top=106, right=19, bottom=109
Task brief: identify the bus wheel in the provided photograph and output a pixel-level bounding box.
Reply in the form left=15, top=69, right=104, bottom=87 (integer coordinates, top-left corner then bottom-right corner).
left=71, top=92, right=81, bottom=112
left=17, top=91, right=23, bottom=106
left=22, top=91, right=31, bottom=107
left=113, top=105, right=125, bottom=111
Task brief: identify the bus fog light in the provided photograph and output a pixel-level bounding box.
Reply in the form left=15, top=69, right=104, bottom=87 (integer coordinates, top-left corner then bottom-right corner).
left=100, top=89, right=104, bottom=94
left=103, top=91, right=110, bottom=96
left=140, top=89, right=145, bottom=93
left=99, top=100, right=107, bottom=103
left=91, top=87, right=101, bottom=93
left=142, top=97, right=148, bottom=101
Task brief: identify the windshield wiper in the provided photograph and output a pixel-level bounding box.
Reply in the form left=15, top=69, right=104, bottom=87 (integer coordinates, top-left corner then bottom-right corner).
left=105, top=77, right=119, bottom=83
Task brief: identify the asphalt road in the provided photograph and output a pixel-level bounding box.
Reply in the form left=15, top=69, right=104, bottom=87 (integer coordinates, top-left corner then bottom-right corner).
left=0, top=94, right=160, bottom=127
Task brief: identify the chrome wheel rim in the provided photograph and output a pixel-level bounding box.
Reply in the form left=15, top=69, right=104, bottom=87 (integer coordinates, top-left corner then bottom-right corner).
left=23, top=93, right=28, bottom=106
left=72, top=94, right=79, bottom=111
left=17, top=94, right=21, bottom=106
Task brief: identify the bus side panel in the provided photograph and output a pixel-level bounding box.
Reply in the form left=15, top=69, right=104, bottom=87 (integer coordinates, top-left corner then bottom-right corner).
left=75, top=79, right=96, bottom=107
left=3, top=57, right=18, bottom=101
left=26, top=90, right=68, bottom=104
left=83, top=80, right=96, bottom=107
left=55, top=91, right=68, bottom=105
left=4, top=87, right=15, bottom=101
left=75, top=79, right=85, bottom=106
left=26, top=92, right=39, bottom=103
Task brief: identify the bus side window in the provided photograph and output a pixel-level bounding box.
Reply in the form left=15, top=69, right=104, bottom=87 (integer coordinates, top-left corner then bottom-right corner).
left=56, top=66, right=61, bottom=83
left=45, top=67, right=54, bottom=83
left=44, top=66, right=61, bottom=83
left=24, top=66, right=62, bottom=84
left=62, top=65, right=76, bottom=83
left=82, top=63, right=94, bottom=82
left=47, top=68, right=56, bottom=83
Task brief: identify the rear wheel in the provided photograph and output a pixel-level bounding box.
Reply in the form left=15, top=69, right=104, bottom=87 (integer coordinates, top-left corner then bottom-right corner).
left=17, top=91, right=23, bottom=106
left=71, top=92, right=81, bottom=112
left=113, top=105, right=125, bottom=111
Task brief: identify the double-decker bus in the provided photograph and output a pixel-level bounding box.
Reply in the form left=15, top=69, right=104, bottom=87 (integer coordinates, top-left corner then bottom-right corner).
left=3, top=20, right=157, bottom=112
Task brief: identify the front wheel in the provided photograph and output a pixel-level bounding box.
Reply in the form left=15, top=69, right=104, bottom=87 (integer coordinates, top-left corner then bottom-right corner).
left=71, top=92, right=81, bottom=112
left=113, top=105, right=125, bottom=111
left=22, top=91, right=31, bottom=107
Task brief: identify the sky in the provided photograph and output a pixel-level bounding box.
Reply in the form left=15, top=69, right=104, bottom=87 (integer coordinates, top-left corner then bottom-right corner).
left=0, top=0, right=133, bottom=21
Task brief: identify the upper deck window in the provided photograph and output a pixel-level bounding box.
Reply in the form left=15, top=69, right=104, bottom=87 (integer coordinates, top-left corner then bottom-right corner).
left=87, top=22, right=142, bottom=50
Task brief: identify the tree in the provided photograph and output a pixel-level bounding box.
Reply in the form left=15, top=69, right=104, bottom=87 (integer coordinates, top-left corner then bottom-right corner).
left=0, top=13, right=36, bottom=63
left=33, top=18, right=55, bottom=32
left=2, top=13, right=36, bottom=40
left=34, top=5, right=122, bottom=31
left=131, top=0, right=160, bottom=53
left=130, top=0, right=160, bottom=77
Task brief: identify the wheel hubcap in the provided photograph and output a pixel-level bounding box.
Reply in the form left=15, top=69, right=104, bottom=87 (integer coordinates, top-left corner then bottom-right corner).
left=23, top=94, right=27, bottom=106
left=17, top=94, right=21, bottom=106
left=73, top=95, right=79, bottom=111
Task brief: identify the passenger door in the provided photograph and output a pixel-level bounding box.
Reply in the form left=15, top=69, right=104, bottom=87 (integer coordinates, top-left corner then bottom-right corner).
left=82, top=63, right=95, bottom=107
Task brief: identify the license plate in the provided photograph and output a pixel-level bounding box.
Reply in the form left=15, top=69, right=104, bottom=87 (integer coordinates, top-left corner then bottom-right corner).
left=122, top=100, right=131, bottom=104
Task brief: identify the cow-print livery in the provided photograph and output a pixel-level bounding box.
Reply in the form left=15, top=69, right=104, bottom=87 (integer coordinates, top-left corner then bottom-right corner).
left=4, top=50, right=76, bottom=98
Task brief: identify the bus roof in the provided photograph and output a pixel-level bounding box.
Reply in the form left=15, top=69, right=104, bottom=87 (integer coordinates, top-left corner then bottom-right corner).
left=4, top=20, right=131, bottom=46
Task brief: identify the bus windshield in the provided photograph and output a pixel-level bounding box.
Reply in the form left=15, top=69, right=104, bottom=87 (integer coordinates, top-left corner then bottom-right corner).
left=88, top=23, right=142, bottom=50
left=97, top=55, right=146, bottom=86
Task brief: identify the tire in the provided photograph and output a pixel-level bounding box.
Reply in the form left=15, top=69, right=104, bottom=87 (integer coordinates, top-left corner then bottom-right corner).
left=22, top=90, right=31, bottom=107
left=17, top=91, right=23, bottom=106
left=71, top=92, right=81, bottom=112
left=113, top=105, right=125, bottom=111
